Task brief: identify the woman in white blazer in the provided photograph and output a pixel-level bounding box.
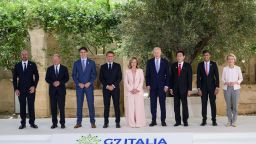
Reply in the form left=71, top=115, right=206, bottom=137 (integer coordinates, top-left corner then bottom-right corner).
left=222, top=53, right=243, bottom=127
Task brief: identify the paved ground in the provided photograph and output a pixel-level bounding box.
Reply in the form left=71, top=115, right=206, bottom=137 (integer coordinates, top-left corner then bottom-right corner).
left=0, top=116, right=256, bottom=135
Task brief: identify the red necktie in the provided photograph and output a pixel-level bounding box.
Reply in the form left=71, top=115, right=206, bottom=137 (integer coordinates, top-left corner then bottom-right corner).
left=178, top=64, right=181, bottom=76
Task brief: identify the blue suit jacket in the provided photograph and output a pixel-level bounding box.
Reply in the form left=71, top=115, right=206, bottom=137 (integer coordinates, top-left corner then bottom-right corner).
left=146, top=58, right=170, bottom=90
left=72, top=58, right=97, bottom=89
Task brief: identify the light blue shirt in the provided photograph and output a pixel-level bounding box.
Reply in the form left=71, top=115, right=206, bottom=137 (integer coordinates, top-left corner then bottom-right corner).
left=155, top=58, right=160, bottom=73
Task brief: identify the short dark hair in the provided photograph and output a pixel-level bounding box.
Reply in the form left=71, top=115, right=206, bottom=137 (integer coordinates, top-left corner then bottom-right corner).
left=106, top=51, right=115, bottom=56
left=202, top=50, right=211, bottom=55
left=176, top=50, right=185, bottom=56
left=79, top=47, right=88, bottom=52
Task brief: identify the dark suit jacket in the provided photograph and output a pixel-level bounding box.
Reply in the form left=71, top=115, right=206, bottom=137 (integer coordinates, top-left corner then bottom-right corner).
left=99, top=62, right=122, bottom=89
left=45, top=64, right=69, bottom=96
left=12, top=61, right=39, bottom=92
left=146, top=58, right=170, bottom=90
left=196, top=61, right=219, bottom=91
left=170, top=62, right=192, bottom=95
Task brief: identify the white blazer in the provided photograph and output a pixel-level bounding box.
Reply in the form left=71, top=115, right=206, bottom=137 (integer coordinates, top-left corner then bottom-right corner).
left=222, top=65, right=243, bottom=90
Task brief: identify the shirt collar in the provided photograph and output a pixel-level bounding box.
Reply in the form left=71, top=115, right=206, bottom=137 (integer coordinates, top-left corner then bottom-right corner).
left=204, top=61, right=210, bottom=64
left=22, top=60, right=28, bottom=64
left=107, top=62, right=113, bottom=65
left=54, top=64, right=60, bottom=68
left=178, top=61, right=184, bottom=65
left=155, top=58, right=161, bottom=61
left=81, top=58, right=87, bottom=61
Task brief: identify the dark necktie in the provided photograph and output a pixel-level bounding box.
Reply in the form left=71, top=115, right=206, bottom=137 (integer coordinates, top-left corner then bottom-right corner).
left=178, top=64, right=181, bottom=76
left=23, top=63, right=27, bottom=71
left=108, top=63, right=112, bottom=70
left=55, top=66, right=58, bottom=76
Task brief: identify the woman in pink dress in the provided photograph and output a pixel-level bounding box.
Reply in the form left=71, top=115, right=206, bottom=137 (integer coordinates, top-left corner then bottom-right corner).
left=124, top=57, right=146, bottom=128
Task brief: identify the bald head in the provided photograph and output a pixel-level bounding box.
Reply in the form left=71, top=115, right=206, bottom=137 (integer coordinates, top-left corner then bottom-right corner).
left=52, top=54, right=61, bottom=65
left=153, top=47, right=162, bottom=58
left=21, top=50, right=29, bottom=61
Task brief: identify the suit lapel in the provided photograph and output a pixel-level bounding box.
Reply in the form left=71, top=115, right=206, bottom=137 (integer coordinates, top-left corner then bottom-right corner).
left=152, top=59, right=157, bottom=74
left=181, top=62, right=186, bottom=76
left=19, top=62, right=24, bottom=73
left=58, top=65, right=62, bottom=78
left=52, top=65, right=57, bottom=78
left=209, top=61, right=212, bottom=75
left=77, top=60, right=82, bottom=72
left=158, top=58, right=164, bottom=74
left=174, top=62, right=178, bottom=76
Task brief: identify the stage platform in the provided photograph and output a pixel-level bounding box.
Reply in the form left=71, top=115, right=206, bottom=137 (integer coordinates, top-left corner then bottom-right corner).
left=0, top=116, right=256, bottom=144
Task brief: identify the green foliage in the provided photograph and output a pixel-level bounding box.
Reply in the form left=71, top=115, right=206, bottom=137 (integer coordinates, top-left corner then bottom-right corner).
left=0, top=0, right=120, bottom=70
left=0, top=0, right=256, bottom=70
left=0, top=1, right=30, bottom=70
left=115, top=0, right=256, bottom=66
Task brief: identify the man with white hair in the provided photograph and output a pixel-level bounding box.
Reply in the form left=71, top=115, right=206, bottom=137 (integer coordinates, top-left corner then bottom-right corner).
left=146, top=47, right=170, bottom=127
left=45, top=54, right=69, bottom=129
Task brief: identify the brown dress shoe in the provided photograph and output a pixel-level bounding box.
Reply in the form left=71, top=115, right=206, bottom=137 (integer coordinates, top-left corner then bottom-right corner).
left=74, top=124, right=82, bottom=128
left=91, top=123, right=96, bottom=128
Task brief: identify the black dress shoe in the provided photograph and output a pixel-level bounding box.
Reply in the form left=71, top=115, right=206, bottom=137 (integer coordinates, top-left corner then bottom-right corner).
left=212, top=121, right=218, bottom=126
left=30, top=124, right=38, bottom=129
left=161, top=122, right=167, bottom=127
left=174, top=123, right=181, bottom=127
left=200, top=122, right=207, bottom=126
left=61, top=124, right=66, bottom=129
left=19, top=125, right=26, bottom=129
left=51, top=125, right=58, bottom=129
left=184, top=122, right=188, bottom=127
left=103, top=123, right=109, bottom=128
left=149, top=122, right=157, bottom=127
left=116, top=123, right=121, bottom=128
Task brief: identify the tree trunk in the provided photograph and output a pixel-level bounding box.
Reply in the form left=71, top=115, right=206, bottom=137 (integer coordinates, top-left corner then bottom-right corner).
left=189, top=34, right=213, bottom=64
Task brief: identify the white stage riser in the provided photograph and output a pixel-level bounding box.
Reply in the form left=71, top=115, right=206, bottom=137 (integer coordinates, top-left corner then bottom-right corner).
left=1, top=133, right=256, bottom=144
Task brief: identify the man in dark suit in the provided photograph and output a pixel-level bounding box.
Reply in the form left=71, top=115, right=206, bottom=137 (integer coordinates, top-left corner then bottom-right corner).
left=197, top=50, right=219, bottom=126
left=72, top=47, right=97, bottom=128
left=146, top=47, right=170, bottom=127
left=12, top=50, right=39, bottom=129
left=99, top=51, right=122, bottom=128
left=170, top=50, right=192, bottom=127
left=45, top=54, right=69, bottom=129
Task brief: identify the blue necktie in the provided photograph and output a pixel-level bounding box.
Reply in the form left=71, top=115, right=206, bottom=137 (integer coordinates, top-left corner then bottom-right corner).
left=82, top=60, right=86, bottom=71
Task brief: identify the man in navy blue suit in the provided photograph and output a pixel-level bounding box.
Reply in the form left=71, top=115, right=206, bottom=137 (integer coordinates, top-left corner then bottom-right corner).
left=72, top=47, right=97, bottom=128
left=12, top=50, right=39, bottom=129
left=146, top=47, right=170, bottom=127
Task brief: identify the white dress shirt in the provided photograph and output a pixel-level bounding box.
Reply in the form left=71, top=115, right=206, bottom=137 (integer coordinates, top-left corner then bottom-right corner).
left=178, top=61, right=184, bottom=69
left=54, top=64, right=60, bottom=74
left=222, top=65, right=243, bottom=90
left=22, top=60, right=28, bottom=71
left=107, top=62, right=113, bottom=69
left=154, top=58, right=161, bottom=72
